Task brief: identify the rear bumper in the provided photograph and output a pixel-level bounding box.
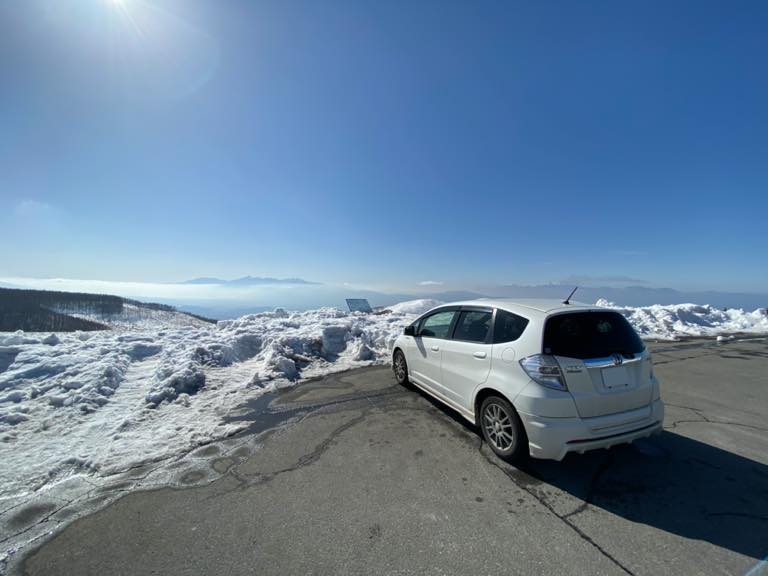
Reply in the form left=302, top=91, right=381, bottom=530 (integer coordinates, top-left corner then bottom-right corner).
left=518, top=399, right=665, bottom=461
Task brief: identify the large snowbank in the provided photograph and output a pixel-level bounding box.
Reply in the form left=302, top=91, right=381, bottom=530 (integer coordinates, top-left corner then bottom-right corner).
left=387, top=299, right=442, bottom=315
left=0, top=301, right=428, bottom=502
left=1, top=298, right=767, bottom=506
left=597, top=299, right=768, bottom=340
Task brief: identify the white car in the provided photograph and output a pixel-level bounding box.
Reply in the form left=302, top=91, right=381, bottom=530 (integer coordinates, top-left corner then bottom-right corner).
left=391, top=299, right=664, bottom=462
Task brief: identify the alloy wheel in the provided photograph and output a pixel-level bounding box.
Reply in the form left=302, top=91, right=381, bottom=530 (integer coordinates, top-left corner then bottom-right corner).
left=394, top=352, right=407, bottom=382
left=483, top=402, right=515, bottom=451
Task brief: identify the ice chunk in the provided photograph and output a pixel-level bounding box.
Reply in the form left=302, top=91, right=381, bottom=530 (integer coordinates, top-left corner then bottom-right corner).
left=321, top=325, right=349, bottom=356
left=0, top=412, right=29, bottom=425
left=0, top=390, right=25, bottom=404
left=146, top=363, right=206, bottom=406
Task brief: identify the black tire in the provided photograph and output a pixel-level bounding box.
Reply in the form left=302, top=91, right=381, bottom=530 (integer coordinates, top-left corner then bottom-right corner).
left=392, top=349, right=410, bottom=386
left=479, top=395, right=528, bottom=463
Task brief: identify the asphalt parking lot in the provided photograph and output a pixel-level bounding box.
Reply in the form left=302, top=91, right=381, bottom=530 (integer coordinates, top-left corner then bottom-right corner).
left=17, top=337, right=768, bottom=575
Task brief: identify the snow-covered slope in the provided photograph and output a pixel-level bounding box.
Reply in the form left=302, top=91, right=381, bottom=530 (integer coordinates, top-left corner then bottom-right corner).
left=49, top=302, right=212, bottom=331
left=1, top=298, right=767, bottom=509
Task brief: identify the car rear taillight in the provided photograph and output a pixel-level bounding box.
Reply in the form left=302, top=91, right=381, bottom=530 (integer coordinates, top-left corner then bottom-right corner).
left=520, top=354, right=567, bottom=391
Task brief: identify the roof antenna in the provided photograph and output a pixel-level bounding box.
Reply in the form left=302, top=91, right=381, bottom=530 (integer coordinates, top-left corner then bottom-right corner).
left=563, top=286, right=578, bottom=305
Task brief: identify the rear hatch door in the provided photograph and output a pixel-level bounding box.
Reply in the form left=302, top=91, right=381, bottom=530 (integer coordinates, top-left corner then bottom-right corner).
left=544, top=311, right=653, bottom=419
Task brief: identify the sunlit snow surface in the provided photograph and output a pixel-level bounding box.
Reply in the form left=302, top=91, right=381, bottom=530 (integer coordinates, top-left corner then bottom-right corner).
left=0, top=299, right=439, bottom=504
left=596, top=299, right=768, bottom=340
left=51, top=303, right=213, bottom=332
left=1, top=298, right=767, bottom=507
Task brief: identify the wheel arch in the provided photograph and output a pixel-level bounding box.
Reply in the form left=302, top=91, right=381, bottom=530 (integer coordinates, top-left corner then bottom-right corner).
left=473, top=387, right=513, bottom=424
left=473, top=387, right=530, bottom=458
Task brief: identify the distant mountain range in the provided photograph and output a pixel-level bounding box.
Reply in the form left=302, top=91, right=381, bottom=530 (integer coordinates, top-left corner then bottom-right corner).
left=421, top=284, right=768, bottom=311
left=1, top=278, right=765, bottom=321
left=181, top=276, right=321, bottom=286
left=166, top=283, right=768, bottom=319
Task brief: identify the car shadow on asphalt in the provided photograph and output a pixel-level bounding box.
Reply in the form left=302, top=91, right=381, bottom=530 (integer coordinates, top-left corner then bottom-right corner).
left=525, top=432, right=768, bottom=561
left=411, top=387, right=768, bottom=561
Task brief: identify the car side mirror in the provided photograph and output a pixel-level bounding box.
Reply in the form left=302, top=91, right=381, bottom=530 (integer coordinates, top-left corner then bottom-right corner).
left=404, top=325, right=416, bottom=337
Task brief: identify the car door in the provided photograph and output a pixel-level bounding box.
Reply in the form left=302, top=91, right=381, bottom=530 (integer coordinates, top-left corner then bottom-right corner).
left=409, top=308, right=458, bottom=396
left=439, top=307, right=493, bottom=407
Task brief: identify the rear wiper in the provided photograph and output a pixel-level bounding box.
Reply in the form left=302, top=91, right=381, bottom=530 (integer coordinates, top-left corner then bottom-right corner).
left=610, top=350, right=636, bottom=358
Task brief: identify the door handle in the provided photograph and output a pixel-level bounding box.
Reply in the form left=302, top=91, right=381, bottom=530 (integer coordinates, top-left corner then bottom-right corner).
left=431, top=345, right=440, bottom=352
left=473, top=351, right=487, bottom=359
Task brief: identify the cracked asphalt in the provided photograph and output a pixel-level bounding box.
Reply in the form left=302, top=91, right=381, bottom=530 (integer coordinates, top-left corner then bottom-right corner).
left=16, top=337, right=768, bottom=575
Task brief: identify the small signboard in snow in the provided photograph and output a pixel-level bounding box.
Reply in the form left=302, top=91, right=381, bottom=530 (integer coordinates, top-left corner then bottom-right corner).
left=346, top=298, right=373, bottom=313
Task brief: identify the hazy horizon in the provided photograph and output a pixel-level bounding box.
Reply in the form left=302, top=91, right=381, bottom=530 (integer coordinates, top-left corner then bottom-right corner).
left=3, top=274, right=767, bottom=318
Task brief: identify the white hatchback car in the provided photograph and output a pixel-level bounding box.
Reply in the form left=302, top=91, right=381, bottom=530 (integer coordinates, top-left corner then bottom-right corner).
left=391, top=299, right=664, bottom=462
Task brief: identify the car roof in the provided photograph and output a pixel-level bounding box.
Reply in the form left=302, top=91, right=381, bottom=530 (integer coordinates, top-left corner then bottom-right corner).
left=435, top=298, right=599, bottom=317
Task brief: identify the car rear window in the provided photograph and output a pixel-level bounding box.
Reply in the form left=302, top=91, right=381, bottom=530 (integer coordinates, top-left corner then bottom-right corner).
left=493, top=309, right=529, bottom=343
left=543, top=311, right=644, bottom=359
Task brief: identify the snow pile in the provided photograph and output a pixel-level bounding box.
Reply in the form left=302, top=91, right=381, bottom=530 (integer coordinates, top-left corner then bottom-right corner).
left=144, top=304, right=418, bottom=405
left=0, top=331, right=41, bottom=346
left=596, top=299, right=768, bottom=340
left=0, top=332, right=161, bottom=416
left=387, top=299, right=442, bottom=315
left=0, top=301, right=431, bottom=502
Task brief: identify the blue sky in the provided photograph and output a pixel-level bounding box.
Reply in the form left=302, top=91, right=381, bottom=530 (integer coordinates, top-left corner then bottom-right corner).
left=1, top=0, right=767, bottom=294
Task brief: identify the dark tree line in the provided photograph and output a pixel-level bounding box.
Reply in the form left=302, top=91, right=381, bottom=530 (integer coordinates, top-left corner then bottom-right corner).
left=0, top=288, right=214, bottom=332
left=0, top=288, right=116, bottom=332
left=0, top=309, right=108, bottom=332
left=125, top=300, right=175, bottom=312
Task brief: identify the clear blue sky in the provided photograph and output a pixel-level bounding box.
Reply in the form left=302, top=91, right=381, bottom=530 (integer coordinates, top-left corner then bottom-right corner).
left=1, top=0, right=766, bottom=293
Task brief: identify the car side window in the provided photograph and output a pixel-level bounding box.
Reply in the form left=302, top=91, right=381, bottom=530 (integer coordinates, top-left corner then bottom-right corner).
left=493, top=309, right=529, bottom=343
left=453, top=310, right=492, bottom=343
left=418, top=310, right=456, bottom=339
